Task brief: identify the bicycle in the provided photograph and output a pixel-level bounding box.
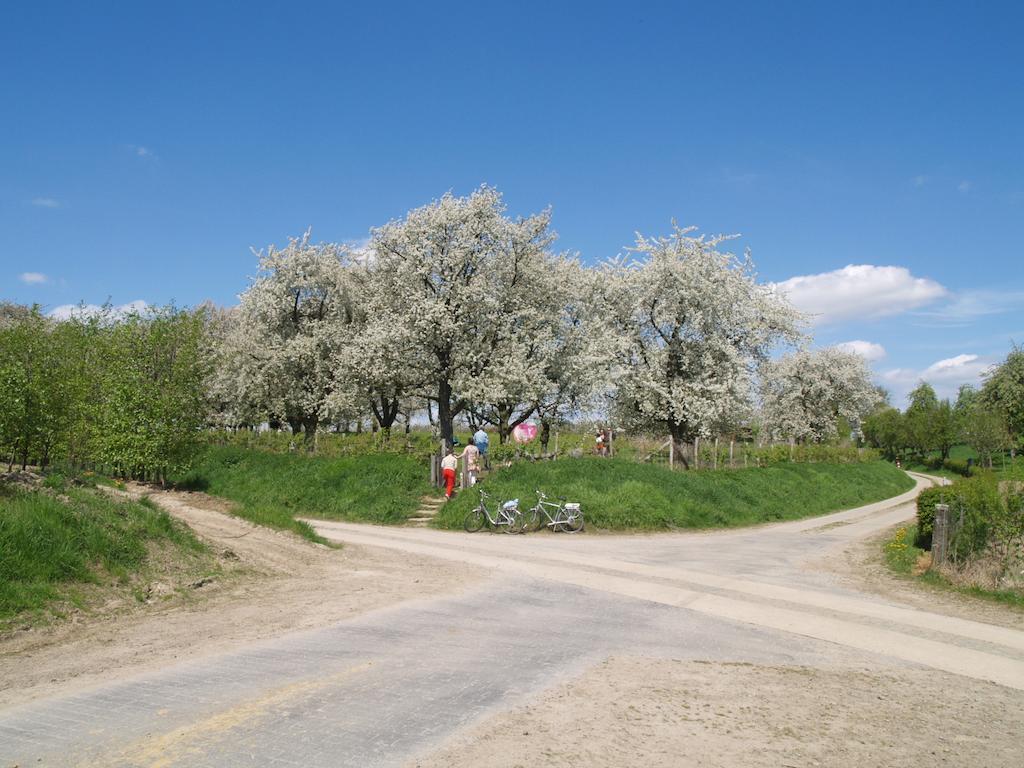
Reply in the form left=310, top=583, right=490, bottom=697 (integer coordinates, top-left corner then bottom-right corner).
left=523, top=489, right=584, bottom=533
left=463, top=488, right=525, bottom=533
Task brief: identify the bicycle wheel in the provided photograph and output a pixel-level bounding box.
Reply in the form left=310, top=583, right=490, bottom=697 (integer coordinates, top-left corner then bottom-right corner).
left=561, top=510, right=585, bottom=533
left=522, top=506, right=541, bottom=532
left=510, top=509, right=529, bottom=534
left=464, top=508, right=485, bottom=533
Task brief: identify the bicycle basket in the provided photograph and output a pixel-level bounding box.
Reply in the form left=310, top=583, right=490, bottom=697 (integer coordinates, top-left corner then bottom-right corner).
left=564, top=503, right=581, bottom=512
left=502, top=499, right=519, bottom=511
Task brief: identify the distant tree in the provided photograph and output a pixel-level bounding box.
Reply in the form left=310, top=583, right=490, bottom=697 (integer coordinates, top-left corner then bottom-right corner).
left=862, top=406, right=907, bottom=461
left=961, top=406, right=1011, bottom=469
left=226, top=232, right=362, bottom=448
left=760, top=347, right=881, bottom=444
left=981, top=344, right=1024, bottom=452
left=904, top=382, right=940, bottom=459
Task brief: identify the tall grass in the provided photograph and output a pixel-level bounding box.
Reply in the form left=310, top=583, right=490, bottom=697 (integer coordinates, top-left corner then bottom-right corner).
left=433, top=458, right=915, bottom=530
left=172, top=446, right=434, bottom=538
left=0, top=484, right=207, bottom=621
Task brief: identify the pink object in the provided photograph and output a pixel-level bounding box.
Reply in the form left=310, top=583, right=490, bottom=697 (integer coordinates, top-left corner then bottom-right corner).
left=513, top=422, right=538, bottom=443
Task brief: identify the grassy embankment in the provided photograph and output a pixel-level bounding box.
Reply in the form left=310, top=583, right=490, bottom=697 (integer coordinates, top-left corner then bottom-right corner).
left=172, top=446, right=434, bottom=541
left=0, top=481, right=213, bottom=628
left=433, top=458, right=915, bottom=530
left=883, top=524, right=1024, bottom=609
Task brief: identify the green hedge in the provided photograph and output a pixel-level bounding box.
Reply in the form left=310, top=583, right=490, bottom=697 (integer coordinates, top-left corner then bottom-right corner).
left=915, top=475, right=1005, bottom=557
left=915, top=486, right=945, bottom=548
left=921, top=456, right=975, bottom=477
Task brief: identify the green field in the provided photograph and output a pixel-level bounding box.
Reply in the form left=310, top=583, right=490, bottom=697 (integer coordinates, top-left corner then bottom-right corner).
left=173, top=446, right=435, bottom=539
left=0, top=483, right=210, bottom=625
left=432, top=458, right=915, bottom=530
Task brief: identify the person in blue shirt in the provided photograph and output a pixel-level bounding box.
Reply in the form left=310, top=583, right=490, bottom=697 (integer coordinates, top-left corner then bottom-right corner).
left=473, top=428, right=489, bottom=470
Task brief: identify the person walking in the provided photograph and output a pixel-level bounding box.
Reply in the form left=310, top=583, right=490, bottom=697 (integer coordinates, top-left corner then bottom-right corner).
left=473, top=427, right=490, bottom=470
left=441, top=448, right=458, bottom=499
left=459, top=442, right=481, bottom=486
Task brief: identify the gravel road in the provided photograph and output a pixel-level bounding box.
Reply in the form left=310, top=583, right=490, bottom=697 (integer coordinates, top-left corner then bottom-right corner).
left=2, top=472, right=1021, bottom=767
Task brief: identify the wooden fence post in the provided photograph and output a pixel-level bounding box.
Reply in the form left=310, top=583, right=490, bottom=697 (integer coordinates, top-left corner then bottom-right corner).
left=932, top=503, right=950, bottom=567
left=668, top=437, right=674, bottom=470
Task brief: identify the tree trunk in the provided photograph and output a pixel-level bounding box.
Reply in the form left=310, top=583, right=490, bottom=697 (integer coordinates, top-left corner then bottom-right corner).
left=437, top=378, right=455, bottom=449
left=540, top=419, right=551, bottom=453
left=302, top=414, right=319, bottom=452
left=370, top=395, right=401, bottom=441
left=668, top=422, right=691, bottom=470
left=286, top=416, right=302, bottom=436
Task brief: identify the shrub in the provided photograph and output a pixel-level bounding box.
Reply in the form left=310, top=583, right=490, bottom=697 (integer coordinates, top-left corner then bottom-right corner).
left=915, top=475, right=1004, bottom=558
left=915, top=486, right=946, bottom=548
left=942, top=458, right=974, bottom=477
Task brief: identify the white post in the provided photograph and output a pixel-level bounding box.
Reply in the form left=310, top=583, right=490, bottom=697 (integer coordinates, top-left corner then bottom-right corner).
left=714, top=437, right=719, bottom=470
left=729, top=439, right=734, bottom=468
left=668, top=437, right=674, bottom=470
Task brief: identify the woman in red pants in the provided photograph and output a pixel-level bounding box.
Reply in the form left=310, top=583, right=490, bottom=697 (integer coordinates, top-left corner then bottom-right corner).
left=441, top=448, right=458, bottom=499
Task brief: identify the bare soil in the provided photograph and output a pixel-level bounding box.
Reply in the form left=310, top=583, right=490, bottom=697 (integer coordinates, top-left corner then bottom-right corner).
left=822, top=527, right=1024, bottom=632
left=0, top=485, right=479, bottom=707
left=410, top=656, right=1024, bottom=768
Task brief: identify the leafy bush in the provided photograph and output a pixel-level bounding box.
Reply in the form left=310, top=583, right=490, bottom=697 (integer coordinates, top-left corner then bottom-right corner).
left=943, top=458, right=974, bottom=477
left=916, top=474, right=1007, bottom=558
left=915, top=486, right=946, bottom=548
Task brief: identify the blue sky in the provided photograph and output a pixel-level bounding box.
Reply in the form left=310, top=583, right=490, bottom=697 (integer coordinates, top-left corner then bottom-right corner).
left=2, top=1, right=1022, bottom=406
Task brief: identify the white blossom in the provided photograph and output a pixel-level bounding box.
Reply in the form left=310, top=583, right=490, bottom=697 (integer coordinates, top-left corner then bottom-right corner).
left=760, top=347, right=881, bottom=443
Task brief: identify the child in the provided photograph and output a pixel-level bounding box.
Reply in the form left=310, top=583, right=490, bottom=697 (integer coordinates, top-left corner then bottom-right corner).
left=441, top=448, right=458, bottom=499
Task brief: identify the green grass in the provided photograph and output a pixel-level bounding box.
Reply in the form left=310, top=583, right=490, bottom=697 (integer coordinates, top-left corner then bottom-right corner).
left=172, top=446, right=435, bottom=540
left=883, top=524, right=1024, bottom=610
left=433, top=458, right=915, bottom=530
left=0, top=483, right=208, bottom=623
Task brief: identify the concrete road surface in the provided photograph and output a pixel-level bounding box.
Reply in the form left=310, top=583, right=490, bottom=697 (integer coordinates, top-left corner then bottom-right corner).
left=2, top=473, right=1022, bottom=767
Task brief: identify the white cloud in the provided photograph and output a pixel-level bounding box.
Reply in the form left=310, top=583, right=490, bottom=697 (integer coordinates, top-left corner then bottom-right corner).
left=880, top=353, right=995, bottom=404
left=913, top=289, right=1024, bottom=326
left=48, top=300, right=149, bottom=321
left=834, top=340, right=886, bottom=362
left=127, top=144, right=156, bottom=159
left=921, top=354, right=992, bottom=382
left=957, top=180, right=973, bottom=193
left=19, top=272, right=49, bottom=285
left=31, top=197, right=61, bottom=208
left=771, top=265, right=947, bottom=326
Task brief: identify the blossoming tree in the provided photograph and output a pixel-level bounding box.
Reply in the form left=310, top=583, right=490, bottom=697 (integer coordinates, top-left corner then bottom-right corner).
left=603, top=225, right=801, bottom=466
left=760, top=347, right=880, bottom=443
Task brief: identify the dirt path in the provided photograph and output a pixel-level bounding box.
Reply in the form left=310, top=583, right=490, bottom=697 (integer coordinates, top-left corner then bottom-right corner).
left=4, top=473, right=1023, bottom=767
left=410, top=656, right=1024, bottom=768
left=0, top=486, right=480, bottom=707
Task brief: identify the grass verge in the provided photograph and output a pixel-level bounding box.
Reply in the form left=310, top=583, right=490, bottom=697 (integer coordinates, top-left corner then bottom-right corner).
left=433, top=458, right=915, bottom=530
left=883, top=524, right=1024, bottom=610
left=0, top=482, right=213, bottom=627
left=172, top=446, right=434, bottom=540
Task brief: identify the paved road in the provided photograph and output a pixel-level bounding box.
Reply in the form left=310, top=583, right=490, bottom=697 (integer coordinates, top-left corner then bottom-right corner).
left=2, top=473, right=1022, bottom=767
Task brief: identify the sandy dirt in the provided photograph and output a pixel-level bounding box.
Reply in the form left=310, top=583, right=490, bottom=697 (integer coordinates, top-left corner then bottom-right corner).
left=0, top=486, right=479, bottom=707
left=821, top=527, right=1024, bottom=632
left=409, top=656, right=1024, bottom=768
